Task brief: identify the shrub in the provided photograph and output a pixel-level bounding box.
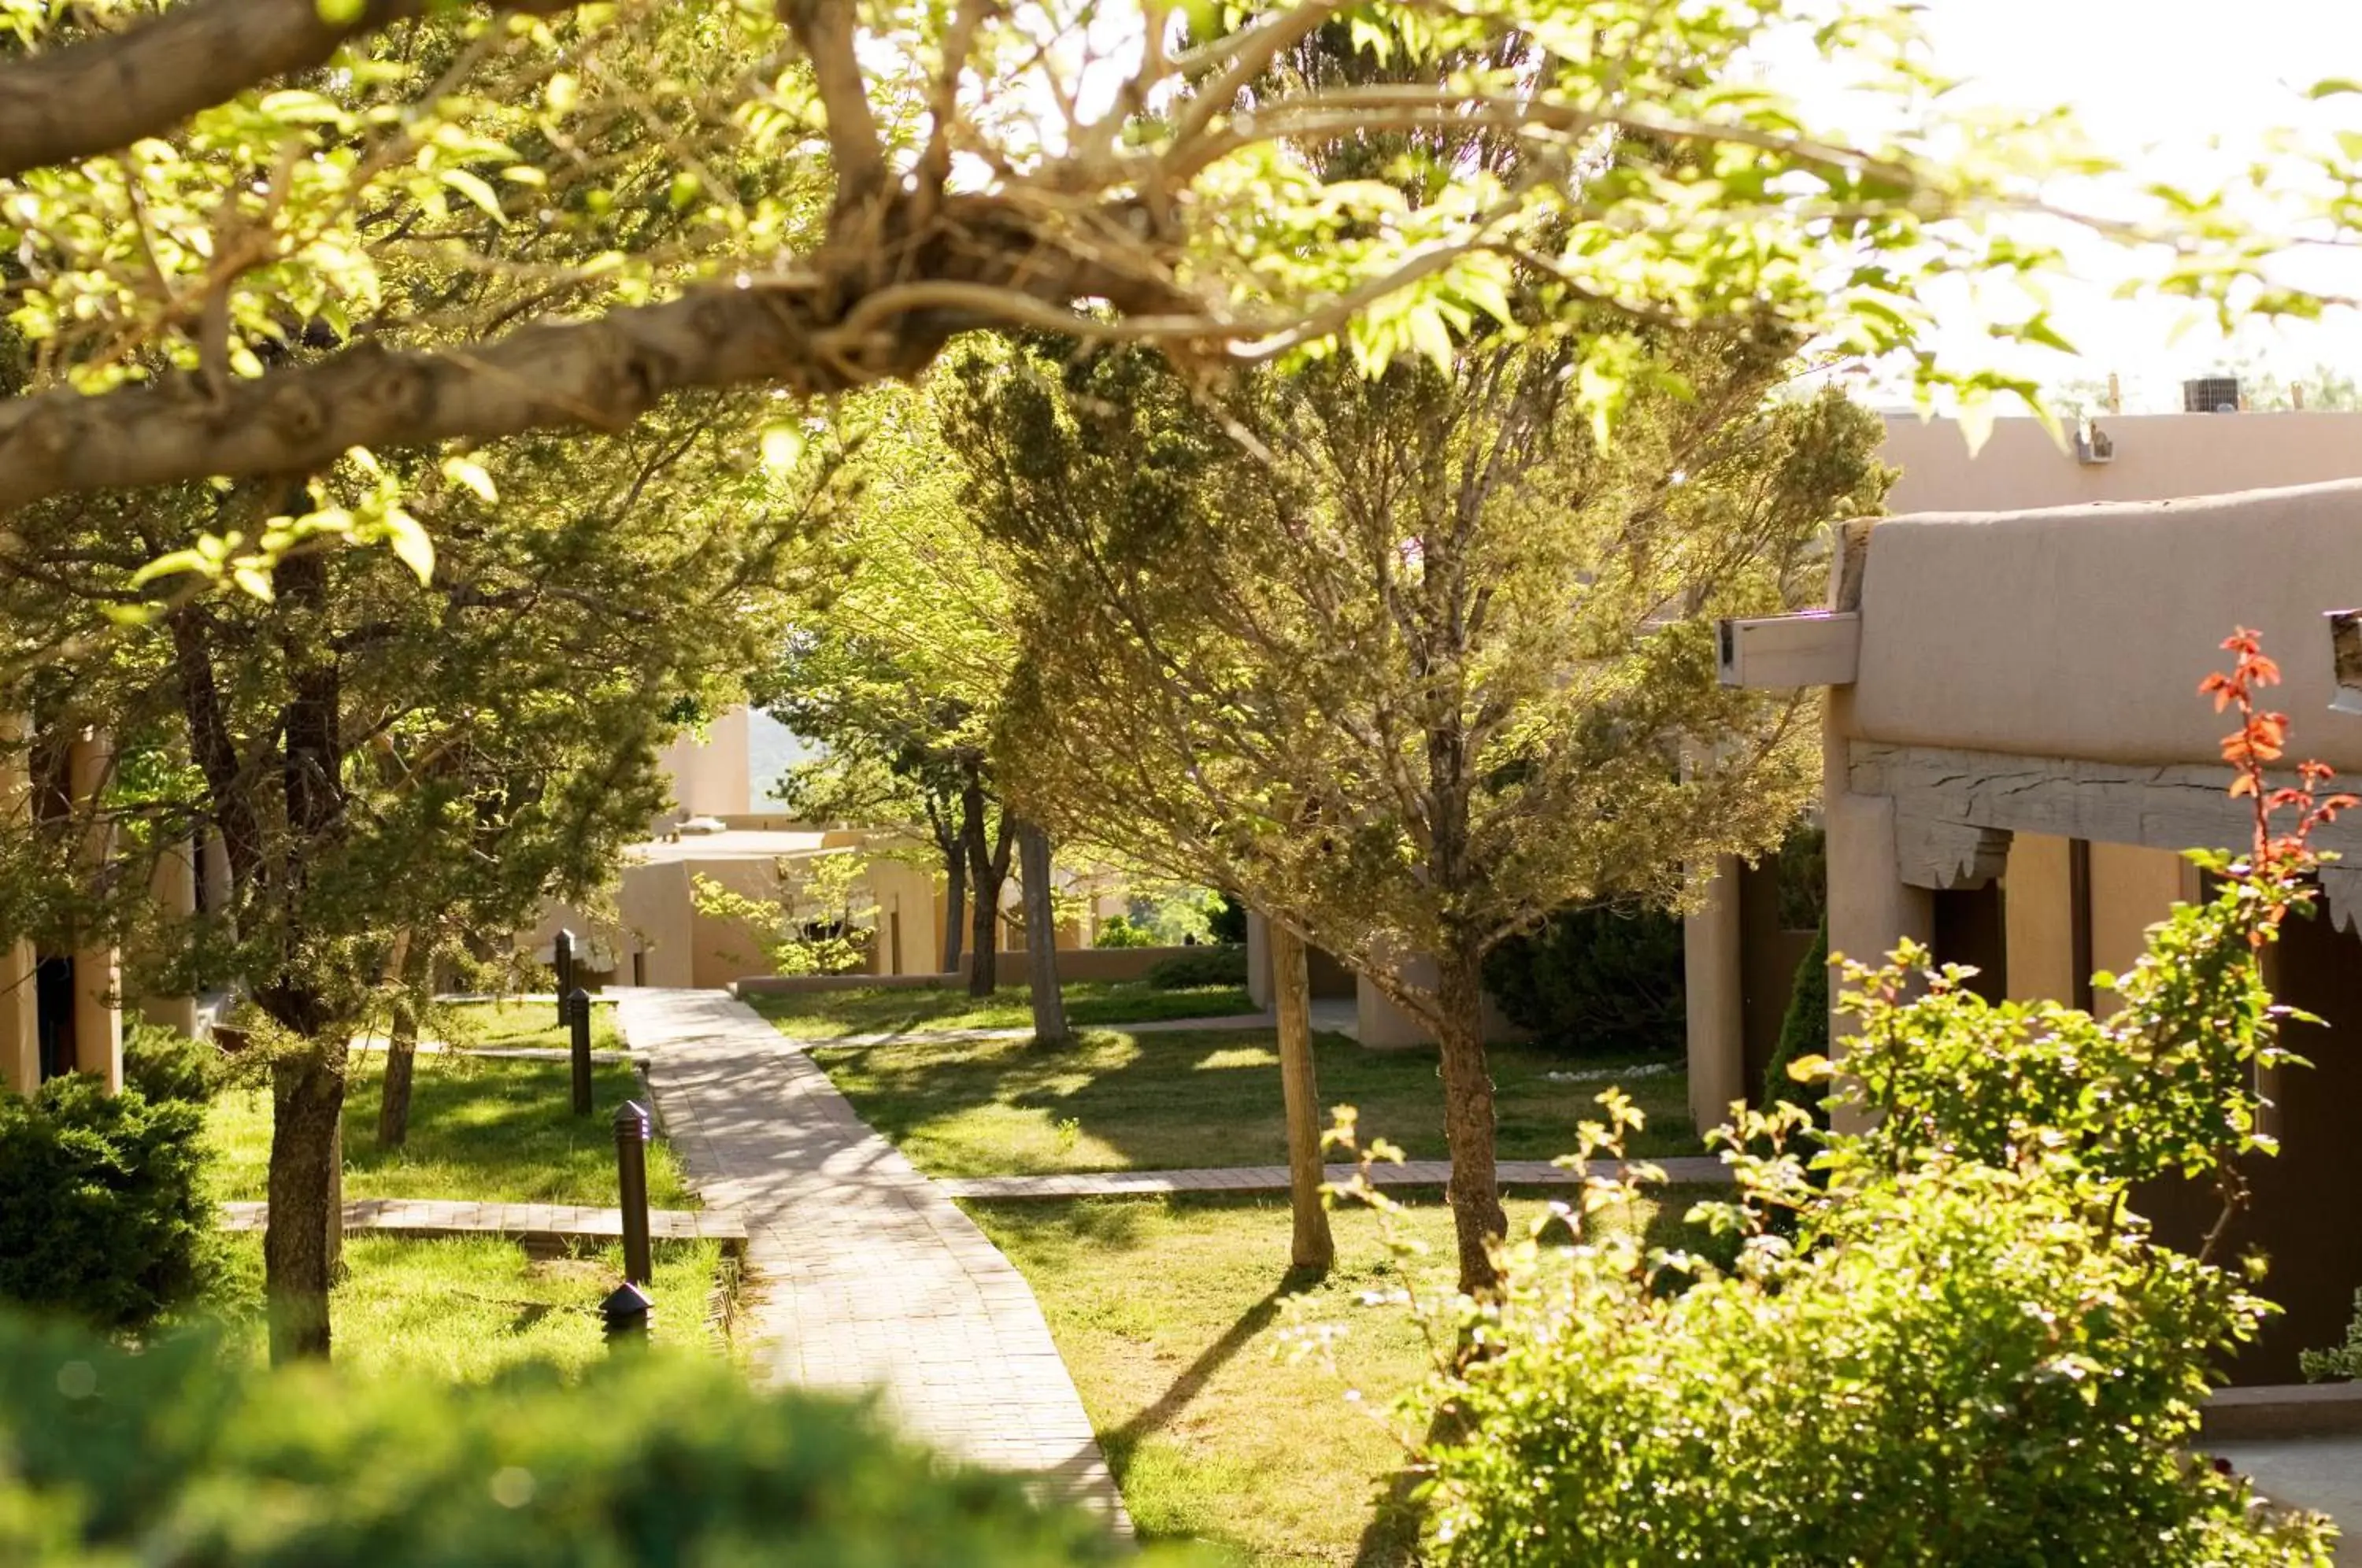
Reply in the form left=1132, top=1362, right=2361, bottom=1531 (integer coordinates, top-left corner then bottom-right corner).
left=1146, top=945, right=1246, bottom=989
left=124, top=1023, right=224, bottom=1105
left=0, top=1314, right=1168, bottom=1566
left=1325, top=634, right=2345, bottom=1566
left=1092, top=914, right=1155, bottom=949
left=1205, top=892, right=1248, bottom=945
left=1480, top=904, right=1683, bottom=1055
left=2302, top=1291, right=2362, bottom=1381
left=1756, top=917, right=1827, bottom=1116
left=0, top=1075, right=214, bottom=1329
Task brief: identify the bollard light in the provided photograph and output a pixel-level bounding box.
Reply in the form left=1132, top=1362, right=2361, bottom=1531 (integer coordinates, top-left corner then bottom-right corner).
left=613, top=1100, right=653, bottom=1288
left=553, top=929, right=576, bottom=1026
left=568, top=986, right=594, bottom=1117
left=601, top=1281, right=653, bottom=1346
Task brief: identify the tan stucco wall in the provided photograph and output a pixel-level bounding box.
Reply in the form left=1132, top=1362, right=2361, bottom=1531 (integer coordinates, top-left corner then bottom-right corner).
left=2001, top=833, right=2075, bottom=1005
left=657, top=707, right=752, bottom=820
left=1845, top=479, right=2362, bottom=773
left=1880, top=412, right=2362, bottom=516
left=2089, top=842, right=2191, bottom=998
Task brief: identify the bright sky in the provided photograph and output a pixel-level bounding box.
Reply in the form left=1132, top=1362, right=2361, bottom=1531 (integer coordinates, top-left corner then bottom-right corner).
left=1905, top=0, right=2362, bottom=409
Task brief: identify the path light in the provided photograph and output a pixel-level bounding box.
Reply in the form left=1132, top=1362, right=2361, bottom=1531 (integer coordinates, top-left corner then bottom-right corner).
left=614, top=1100, right=653, bottom=1288
left=568, top=987, right=594, bottom=1116
left=553, top=928, right=576, bottom=1026
left=601, top=1281, right=652, bottom=1346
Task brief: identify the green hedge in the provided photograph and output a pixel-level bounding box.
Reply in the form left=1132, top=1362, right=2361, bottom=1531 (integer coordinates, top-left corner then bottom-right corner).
left=124, top=1023, right=225, bottom=1106
left=0, top=1075, right=214, bottom=1329
left=1482, top=905, right=1683, bottom=1055
left=1145, top=945, right=1246, bottom=989
left=1758, top=918, right=1829, bottom=1119
left=0, top=1315, right=1164, bottom=1566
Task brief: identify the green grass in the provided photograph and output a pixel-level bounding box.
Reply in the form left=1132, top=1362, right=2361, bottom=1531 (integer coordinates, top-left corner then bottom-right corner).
left=201, top=1233, right=728, bottom=1379
left=204, top=1051, right=695, bottom=1208
left=421, top=997, right=628, bottom=1052
left=968, top=1187, right=1723, bottom=1566
left=810, top=1026, right=1693, bottom=1177
left=749, top=978, right=1257, bottom=1039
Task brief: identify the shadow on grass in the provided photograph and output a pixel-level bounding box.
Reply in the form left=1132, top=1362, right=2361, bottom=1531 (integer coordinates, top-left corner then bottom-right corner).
left=1103, top=1269, right=1322, bottom=1461
left=816, top=1025, right=1697, bottom=1177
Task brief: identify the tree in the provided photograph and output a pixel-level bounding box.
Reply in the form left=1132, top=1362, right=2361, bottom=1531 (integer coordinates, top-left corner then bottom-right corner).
left=949, top=327, right=1888, bottom=1292
left=0, top=404, right=826, bottom=1359
left=0, top=0, right=2203, bottom=531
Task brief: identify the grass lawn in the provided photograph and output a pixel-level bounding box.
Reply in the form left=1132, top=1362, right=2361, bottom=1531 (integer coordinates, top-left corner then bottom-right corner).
left=204, top=1052, right=695, bottom=1208
left=969, top=1187, right=1725, bottom=1566
left=420, top=997, right=628, bottom=1052
left=202, top=1233, right=728, bottom=1379
left=812, top=1026, right=1694, bottom=1176
left=749, top=978, right=1257, bottom=1039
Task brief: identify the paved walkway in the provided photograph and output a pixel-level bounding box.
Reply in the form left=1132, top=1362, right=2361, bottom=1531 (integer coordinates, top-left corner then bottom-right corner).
left=616, top=989, right=1127, bottom=1529
left=220, top=1197, right=744, bottom=1249
left=939, top=1155, right=1733, bottom=1200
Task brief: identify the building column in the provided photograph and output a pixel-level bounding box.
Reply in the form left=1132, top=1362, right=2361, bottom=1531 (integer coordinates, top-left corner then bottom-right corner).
left=200, top=829, right=234, bottom=930
left=1245, top=909, right=1274, bottom=1011
left=67, top=730, right=121, bottom=1091
left=1823, top=789, right=1931, bottom=1130
left=139, top=836, right=201, bottom=1038
left=0, top=715, right=36, bottom=1096
left=1683, top=854, right=1746, bottom=1131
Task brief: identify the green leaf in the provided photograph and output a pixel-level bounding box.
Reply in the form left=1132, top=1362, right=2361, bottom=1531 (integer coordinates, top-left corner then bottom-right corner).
left=441, top=169, right=506, bottom=223
left=441, top=456, right=498, bottom=505
left=130, top=548, right=217, bottom=589
left=316, top=0, right=366, bottom=23
left=383, top=510, right=435, bottom=585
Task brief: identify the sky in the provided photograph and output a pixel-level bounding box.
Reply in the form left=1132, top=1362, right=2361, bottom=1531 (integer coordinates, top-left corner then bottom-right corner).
left=1900, top=0, right=2362, bottom=409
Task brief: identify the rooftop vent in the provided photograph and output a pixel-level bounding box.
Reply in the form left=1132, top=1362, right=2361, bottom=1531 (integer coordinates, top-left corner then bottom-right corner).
left=2183, top=376, right=2243, bottom=414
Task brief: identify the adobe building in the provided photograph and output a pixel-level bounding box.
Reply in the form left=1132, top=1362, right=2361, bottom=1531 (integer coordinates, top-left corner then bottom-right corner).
left=1704, top=458, right=2362, bottom=1383
left=0, top=721, right=226, bottom=1098
left=1690, top=401, right=2362, bottom=1128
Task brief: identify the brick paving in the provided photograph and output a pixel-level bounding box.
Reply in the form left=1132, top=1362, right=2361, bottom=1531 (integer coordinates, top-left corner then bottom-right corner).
left=939, top=1155, right=1733, bottom=1200
left=617, top=989, right=1127, bottom=1530
left=218, top=1197, right=743, bottom=1250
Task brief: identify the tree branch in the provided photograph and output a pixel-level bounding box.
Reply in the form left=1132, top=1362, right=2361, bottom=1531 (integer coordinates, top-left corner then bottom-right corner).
left=0, top=0, right=589, bottom=182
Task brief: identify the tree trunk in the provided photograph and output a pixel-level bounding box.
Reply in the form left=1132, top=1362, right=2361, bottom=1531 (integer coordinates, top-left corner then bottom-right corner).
left=941, top=848, right=967, bottom=974
left=1269, top=919, right=1335, bottom=1272
left=376, top=941, right=430, bottom=1150
left=961, top=772, right=1012, bottom=998
left=1435, top=944, right=1505, bottom=1296
left=265, top=1043, right=346, bottom=1363
left=1015, top=819, right=1070, bottom=1046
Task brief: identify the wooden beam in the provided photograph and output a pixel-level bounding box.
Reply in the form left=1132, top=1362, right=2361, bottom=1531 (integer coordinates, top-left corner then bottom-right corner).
left=1717, top=612, right=1862, bottom=690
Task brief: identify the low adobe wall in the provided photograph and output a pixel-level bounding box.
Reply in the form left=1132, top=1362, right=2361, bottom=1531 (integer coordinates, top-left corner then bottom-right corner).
left=732, top=945, right=1228, bottom=996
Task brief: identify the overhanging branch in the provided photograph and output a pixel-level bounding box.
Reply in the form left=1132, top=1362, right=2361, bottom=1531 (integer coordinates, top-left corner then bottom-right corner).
left=0, top=0, right=590, bottom=181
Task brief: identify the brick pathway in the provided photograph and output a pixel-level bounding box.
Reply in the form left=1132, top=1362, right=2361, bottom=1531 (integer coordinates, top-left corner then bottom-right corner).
left=939, top=1155, right=1733, bottom=1200
left=219, top=1197, right=744, bottom=1250
left=616, top=989, right=1127, bottom=1530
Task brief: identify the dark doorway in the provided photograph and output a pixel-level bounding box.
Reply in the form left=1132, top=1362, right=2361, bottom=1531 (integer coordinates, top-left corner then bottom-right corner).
left=1931, top=881, right=2008, bottom=1003
left=35, top=956, right=73, bottom=1081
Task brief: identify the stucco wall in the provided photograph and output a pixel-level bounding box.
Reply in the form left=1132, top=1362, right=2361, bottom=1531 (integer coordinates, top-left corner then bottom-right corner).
left=1880, top=412, right=2362, bottom=516
left=657, top=706, right=753, bottom=819
left=2001, top=832, right=2076, bottom=1005
left=1845, top=479, right=2362, bottom=773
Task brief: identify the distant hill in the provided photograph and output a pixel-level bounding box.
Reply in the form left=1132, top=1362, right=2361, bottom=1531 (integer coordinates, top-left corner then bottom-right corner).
left=746, top=708, right=817, bottom=812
